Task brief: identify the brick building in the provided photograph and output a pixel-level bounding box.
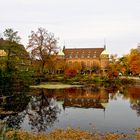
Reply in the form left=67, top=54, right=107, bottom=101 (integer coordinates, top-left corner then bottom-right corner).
left=59, top=45, right=109, bottom=74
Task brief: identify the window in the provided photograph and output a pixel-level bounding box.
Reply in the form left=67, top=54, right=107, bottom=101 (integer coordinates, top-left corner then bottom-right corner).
left=87, top=55, right=90, bottom=58
left=81, top=55, right=84, bottom=58
left=93, top=54, right=96, bottom=58
left=69, top=55, right=72, bottom=58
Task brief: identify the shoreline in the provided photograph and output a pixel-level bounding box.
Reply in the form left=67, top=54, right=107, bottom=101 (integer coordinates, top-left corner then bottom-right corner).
left=4, top=128, right=140, bottom=140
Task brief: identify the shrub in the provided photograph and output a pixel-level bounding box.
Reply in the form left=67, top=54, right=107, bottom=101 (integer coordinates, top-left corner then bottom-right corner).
left=65, top=69, right=77, bottom=78
left=121, top=78, right=134, bottom=85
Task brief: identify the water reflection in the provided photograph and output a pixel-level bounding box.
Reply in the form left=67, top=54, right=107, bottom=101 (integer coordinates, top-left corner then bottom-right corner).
left=125, top=86, right=140, bottom=117
left=34, top=87, right=108, bottom=109
left=25, top=89, right=61, bottom=132
left=0, top=84, right=140, bottom=133
left=0, top=87, right=30, bottom=129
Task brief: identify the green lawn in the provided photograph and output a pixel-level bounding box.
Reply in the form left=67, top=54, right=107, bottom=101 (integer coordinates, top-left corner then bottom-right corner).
left=30, top=82, right=83, bottom=89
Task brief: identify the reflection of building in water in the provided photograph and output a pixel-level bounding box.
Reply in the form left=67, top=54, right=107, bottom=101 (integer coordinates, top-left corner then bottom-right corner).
left=62, top=87, right=108, bottom=110
left=34, top=87, right=109, bottom=110
left=123, top=86, right=140, bottom=103
left=63, top=98, right=108, bottom=109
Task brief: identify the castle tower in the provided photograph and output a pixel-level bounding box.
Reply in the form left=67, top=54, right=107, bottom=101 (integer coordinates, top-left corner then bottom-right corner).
left=100, top=45, right=109, bottom=75
left=58, top=46, right=65, bottom=59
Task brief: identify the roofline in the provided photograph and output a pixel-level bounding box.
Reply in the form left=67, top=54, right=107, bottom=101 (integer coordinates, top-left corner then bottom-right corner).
left=64, top=47, right=104, bottom=50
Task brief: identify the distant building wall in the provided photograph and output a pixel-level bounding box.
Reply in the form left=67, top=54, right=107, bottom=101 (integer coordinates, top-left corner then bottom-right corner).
left=62, top=47, right=109, bottom=73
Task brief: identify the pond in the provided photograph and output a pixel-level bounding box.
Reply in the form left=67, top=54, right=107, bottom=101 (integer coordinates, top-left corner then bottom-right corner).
left=0, top=84, right=140, bottom=134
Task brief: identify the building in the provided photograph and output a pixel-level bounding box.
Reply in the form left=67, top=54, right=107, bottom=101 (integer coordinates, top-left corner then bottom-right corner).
left=32, top=86, right=109, bottom=110
left=59, top=45, right=109, bottom=74
left=0, top=50, right=7, bottom=57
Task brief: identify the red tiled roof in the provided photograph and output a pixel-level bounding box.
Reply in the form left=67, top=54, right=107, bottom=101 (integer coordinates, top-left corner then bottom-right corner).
left=64, top=48, right=104, bottom=58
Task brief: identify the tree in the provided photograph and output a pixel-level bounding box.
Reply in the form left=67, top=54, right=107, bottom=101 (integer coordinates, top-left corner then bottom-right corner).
left=128, top=48, right=140, bottom=75
left=108, top=63, right=119, bottom=78
left=25, top=89, right=60, bottom=132
left=45, top=54, right=58, bottom=74
left=2, top=28, right=28, bottom=71
left=110, top=54, right=117, bottom=64
left=55, top=57, right=66, bottom=74
left=3, top=28, right=21, bottom=43
left=65, top=69, right=77, bottom=78
left=0, top=29, right=31, bottom=85
left=107, top=54, right=121, bottom=78
left=119, top=55, right=129, bottom=75
left=91, top=60, right=101, bottom=74
left=27, top=28, right=58, bottom=75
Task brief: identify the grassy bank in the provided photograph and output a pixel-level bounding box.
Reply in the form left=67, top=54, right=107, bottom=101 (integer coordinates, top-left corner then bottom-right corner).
left=1, top=128, right=140, bottom=140
left=31, top=74, right=135, bottom=89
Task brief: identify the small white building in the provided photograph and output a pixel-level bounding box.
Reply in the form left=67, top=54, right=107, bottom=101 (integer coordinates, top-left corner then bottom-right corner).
left=0, top=50, right=7, bottom=57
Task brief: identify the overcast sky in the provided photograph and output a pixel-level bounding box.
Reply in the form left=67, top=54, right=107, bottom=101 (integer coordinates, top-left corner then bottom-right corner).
left=1, top=0, right=140, bottom=56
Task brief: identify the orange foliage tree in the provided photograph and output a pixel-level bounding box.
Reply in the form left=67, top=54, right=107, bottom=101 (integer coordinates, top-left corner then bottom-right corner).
left=91, top=60, right=101, bottom=73
left=128, top=48, right=140, bottom=75
left=55, top=58, right=66, bottom=74
left=107, top=54, right=119, bottom=78
left=64, top=62, right=82, bottom=77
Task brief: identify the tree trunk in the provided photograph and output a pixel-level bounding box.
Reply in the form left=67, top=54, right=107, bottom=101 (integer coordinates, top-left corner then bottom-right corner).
left=6, top=48, right=11, bottom=71
left=40, top=61, right=45, bottom=75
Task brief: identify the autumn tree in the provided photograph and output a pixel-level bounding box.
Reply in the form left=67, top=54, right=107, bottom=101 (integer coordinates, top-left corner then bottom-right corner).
left=27, top=28, right=58, bottom=75
left=107, top=54, right=119, bottom=78
left=91, top=60, right=101, bottom=74
left=55, top=57, right=66, bottom=74
left=64, top=61, right=82, bottom=77
left=45, top=54, right=58, bottom=74
left=119, top=55, right=130, bottom=75
left=128, top=48, right=140, bottom=75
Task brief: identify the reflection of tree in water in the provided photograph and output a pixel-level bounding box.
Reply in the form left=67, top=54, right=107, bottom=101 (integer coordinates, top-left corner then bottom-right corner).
left=3, top=89, right=61, bottom=132
left=5, top=111, right=27, bottom=129
left=2, top=90, right=30, bottom=129
left=130, top=101, right=140, bottom=117
left=26, top=89, right=61, bottom=132
left=123, top=86, right=140, bottom=117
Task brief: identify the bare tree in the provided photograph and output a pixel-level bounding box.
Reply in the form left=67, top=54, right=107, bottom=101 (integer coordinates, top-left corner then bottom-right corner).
left=27, top=28, right=58, bottom=75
